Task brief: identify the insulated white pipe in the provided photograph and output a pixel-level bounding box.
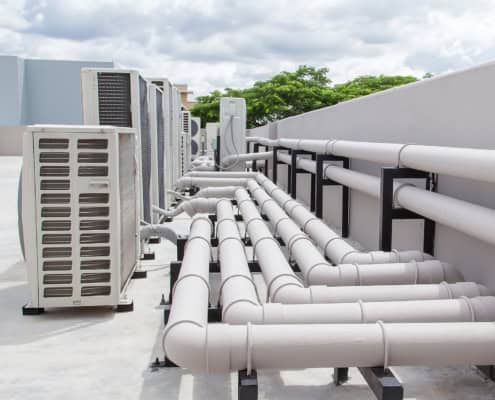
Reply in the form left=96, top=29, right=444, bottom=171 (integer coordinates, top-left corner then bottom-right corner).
left=222, top=151, right=272, bottom=167
left=184, top=171, right=260, bottom=178
left=153, top=198, right=220, bottom=220
left=139, top=225, right=178, bottom=244
left=247, top=180, right=461, bottom=285
left=236, top=187, right=484, bottom=304
left=177, top=177, right=250, bottom=190
left=164, top=216, right=495, bottom=372
left=255, top=175, right=430, bottom=264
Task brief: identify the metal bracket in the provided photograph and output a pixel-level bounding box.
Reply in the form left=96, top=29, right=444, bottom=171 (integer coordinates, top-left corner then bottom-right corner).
left=333, top=367, right=349, bottom=385
left=379, top=167, right=436, bottom=255
left=22, top=304, right=45, bottom=316
left=315, top=154, right=350, bottom=237
left=140, top=251, right=155, bottom=261
left=238, top=369, right=258, bottom=400
left=290, top=150, right=316, bottom=211
left=358, top=367, right=404, bottom=400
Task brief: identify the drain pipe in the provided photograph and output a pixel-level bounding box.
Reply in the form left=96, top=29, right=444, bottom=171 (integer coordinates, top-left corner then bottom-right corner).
left=246, top=180, right=461, bottom=285
left=177, top=176, right=250, bottom=190
left=217, top=196, right=494, bottom=324
left=163, top=215, right=495, bottom=372
left=235, top=187, right=487, bottom=304
left=255, top=175, right=429, bottom=264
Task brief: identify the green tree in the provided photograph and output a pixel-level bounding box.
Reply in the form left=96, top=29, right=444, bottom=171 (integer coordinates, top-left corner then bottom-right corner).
left=191, top=66, right=418, bottom=128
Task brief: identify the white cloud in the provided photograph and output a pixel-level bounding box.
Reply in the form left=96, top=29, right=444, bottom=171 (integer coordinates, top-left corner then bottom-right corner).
left=1, top=0, right=495, bottom=96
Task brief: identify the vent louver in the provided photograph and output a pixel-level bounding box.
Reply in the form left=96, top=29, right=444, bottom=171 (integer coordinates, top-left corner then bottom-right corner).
left=97, top=72, right=132, bottom=127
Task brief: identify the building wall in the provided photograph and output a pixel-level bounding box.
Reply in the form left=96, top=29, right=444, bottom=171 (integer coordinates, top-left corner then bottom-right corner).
left=0, top=56, right=113, bottom=155
left=251, top=61, right=495, bottom=291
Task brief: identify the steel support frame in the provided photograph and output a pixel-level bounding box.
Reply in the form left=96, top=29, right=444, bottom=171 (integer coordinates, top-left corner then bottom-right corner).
left=379, top=167, right=436, bottom=255
left=315, top=154, right=350, bottom=237
left=252, top=143, right=269, bottom=173
left=290, top=150, right=316, bottom=211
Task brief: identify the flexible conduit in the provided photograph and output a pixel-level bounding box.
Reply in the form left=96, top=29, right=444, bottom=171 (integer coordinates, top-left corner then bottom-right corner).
left=163, top=214, right=495, bottom=372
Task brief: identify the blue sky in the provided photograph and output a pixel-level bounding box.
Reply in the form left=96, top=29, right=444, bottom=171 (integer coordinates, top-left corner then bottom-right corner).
left=1, top=0, right=495, bottom=97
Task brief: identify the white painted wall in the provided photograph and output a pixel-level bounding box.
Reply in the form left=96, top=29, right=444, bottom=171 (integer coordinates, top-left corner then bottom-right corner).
left=251, top=61, right=495, bottom=290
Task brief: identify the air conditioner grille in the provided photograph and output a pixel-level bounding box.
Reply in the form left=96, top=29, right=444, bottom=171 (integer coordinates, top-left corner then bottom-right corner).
left=39, top=152, right=70, bottom=163
left=41, top=207, right=71, bottom=218
left=81, top=286, right=111, bottom=296
left=43, top=274, right=73, bottom=284
left=79, top=207, right=109, bottom=217
left=80, top=233, right=110, bottom=244
left=42, top=220, right=71, bottom=231
left=41, top=194, right=70, bottom=204
left=78, top=139, right=108, bottom=149
left=42, top=234, right=72, bottom=245
left=39, top=138, right=69, bottom=149
left=44, top=287, right=73, bottom=297
left=80, top=246, right=110, bottom=257
left=78, top=153, right=108, bottom=163
left=81, top=260, right=110, bottom=270
left=97, top=72, right=132, bottom=127
left=78, top=166, right=108, bottom=177
left=40, top=180, right=70, bottom=190
left=40, top=166, right=70, bottom=177
left=43, top=260, right=72, bottom=271
left=80, top=220, right=110, bottom=230
left=43, top=247, right=72, bottom=258
left=81, top=273, right=111, bottom=283
left=79, top=193, right=109, bottom=204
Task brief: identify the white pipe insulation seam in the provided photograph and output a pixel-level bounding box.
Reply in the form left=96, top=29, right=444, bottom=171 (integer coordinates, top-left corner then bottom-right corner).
left=235, top=187, right=487, bottom=304
left=215, top=199, right=495, bottom=325
left=246, top=179, right=462, bottom=285
left=254, top=175, right=431, bottom=264
left=163, top=216, right=495, bottom=372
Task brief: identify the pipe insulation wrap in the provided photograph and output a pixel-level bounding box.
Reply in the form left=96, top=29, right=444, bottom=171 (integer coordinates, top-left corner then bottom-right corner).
left=139, top=225, right=178, bottom=244
left=222, top=151, right=272, bottom=167
left=177, top=176, right=250, bottom=190
left=184, top=171, right=261, bottom=178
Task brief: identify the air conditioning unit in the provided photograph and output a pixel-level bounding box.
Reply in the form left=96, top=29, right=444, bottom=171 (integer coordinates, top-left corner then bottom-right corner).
left=205, top=122, right=219, bottom=157
left=21, top=125, right=140, bottom=313
left=190, top=117, right=201, bottom=159
left=147, top=83, right=167, bottom=222
left=171, top=87, right=182, bottom=182
left=148, top=78, right=174, bottom=196
left=219, top=97, right=246, bottom=170
left=180, top=110, right=192, bottom=173
left=81, top=68, right=153, bottom=223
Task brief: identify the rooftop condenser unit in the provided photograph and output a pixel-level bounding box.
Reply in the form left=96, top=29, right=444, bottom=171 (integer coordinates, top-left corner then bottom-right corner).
left=190, top=117, right=201, bottom=159
left=180, top=110, right=192, bottom=175
left=21, top=125, right=141, bottom=314
left=81, top=68, right=153, bottom=223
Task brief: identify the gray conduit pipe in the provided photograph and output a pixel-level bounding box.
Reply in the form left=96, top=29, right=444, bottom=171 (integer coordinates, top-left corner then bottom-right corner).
left=255, top=175, right=430, bottom=264
left=163, top=215, right=495, bottom=372
left=216, top=199, right=495, bottom=325
left=235, top=187, right=487, bottom=304
left=246, top=179, right=462, bottom=285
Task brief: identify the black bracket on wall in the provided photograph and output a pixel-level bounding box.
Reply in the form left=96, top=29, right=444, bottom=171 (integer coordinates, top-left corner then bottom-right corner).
left=315, top=154, right=350, bottom=238
left=290, top=150, right=316, bottom=212
left=215, top=134, right=221, bottom=171
left=379, top=167, right=437, bottom=255
left=252, top=143, right=269, bottom=173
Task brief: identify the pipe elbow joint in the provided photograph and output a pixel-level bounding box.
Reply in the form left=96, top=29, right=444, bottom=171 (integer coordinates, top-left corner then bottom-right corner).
left=222, top=300, right=263, bottom=324
left=163, top=322, right=207, bottom=372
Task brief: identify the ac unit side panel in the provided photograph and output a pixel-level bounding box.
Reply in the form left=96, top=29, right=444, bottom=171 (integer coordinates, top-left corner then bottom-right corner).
left=138, top=76, right=152, bottom=223
left=156, top=89, right=166, bottom=209
left=148, top=87, right=160, bottom=224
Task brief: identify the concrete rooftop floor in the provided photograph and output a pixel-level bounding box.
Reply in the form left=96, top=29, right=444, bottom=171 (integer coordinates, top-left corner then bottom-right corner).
left=1, top=156, right=495, bottom=400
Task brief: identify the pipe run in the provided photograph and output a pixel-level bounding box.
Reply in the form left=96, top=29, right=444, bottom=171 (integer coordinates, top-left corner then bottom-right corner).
left=139, top=224, right=178, bottom=244
left=153, top=198, right=221, bottom=221
left=176, top=176, right=250, bottom=190
left=253, top=136, right=495, bottom=184
left=254, top=175, right=430, bottom=264
left=222, top=151, right=272, bottom=168
left=163, top=215, right=495, bottom=373
left=246, top=179, right=461, bottom=285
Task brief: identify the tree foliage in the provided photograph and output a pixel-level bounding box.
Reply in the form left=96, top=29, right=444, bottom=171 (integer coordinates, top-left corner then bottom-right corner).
left=191, top=65, right=418, bottom=128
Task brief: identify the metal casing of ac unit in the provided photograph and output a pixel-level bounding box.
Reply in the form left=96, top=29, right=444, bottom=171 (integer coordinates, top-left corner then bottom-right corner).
left=22, top=124, right=140, bottom=309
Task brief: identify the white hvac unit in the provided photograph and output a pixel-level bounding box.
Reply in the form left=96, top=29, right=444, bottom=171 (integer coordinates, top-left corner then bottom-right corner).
left=21, top=125, right=140, bottom=313
left=219, top=97, right=246, bottom=170
left=190, top=117, right=201, bottom=159
left=171, top=87, right=182, bottom=182
left=205, top=122, right=219, bottom=157
left=180, top=110, right=192, bottom=174
left=148, top=78, right=174, bottom=197
left=147, top=83, right=167, bottom=222
left=81, top=68, right=153, bottom=223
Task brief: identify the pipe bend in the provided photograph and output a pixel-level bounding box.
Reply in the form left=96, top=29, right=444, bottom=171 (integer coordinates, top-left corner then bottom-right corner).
left=222, top=299, right=263, bottom=324
left=271, top=284, right=311, bottom=304
left=162, top=322, right=207, bottom=372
